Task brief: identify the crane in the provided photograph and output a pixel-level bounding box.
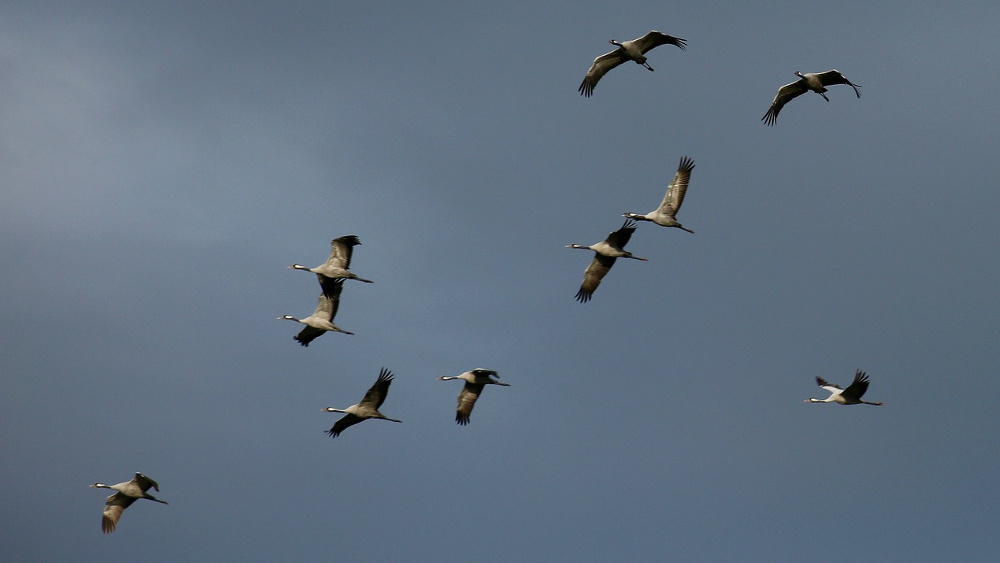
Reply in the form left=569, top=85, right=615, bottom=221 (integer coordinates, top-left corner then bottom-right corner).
left=322, top=368, right=402, bottom=437
left=277, top=278, right=353, bottom=345
left=567, top=220, right=647, bottom=302
left=578, top=31, right=686, bottom=97
left=90, top=472, right=167, bottom=533
left=624, top=156, right=696, bottom=233
left=762, top=70, right=861, bottom=125
left=289, top=235, right=373, bottom=289
left=805, top=370, right=883, bottom=405
left=438, top=368, right=509, bottom=425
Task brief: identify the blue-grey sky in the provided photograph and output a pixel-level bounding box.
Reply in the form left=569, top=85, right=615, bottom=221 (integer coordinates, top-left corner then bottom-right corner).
left=3, top=1, right=999, bottom=561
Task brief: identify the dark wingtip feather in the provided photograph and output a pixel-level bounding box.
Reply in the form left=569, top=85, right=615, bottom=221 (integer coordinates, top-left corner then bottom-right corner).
left=334, top=235, right=362, bottom=246
left=378, top=367, right=394, bottom=383
left=678, top=155, right=695, bottom=172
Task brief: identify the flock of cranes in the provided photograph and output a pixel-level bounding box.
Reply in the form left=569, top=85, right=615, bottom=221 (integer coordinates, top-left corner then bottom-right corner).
left=569, top=32, right=861, bottom=301
left=318, top=367, right=511, bottom=434
left=280, top=237, right=512, bottom=432
left=566, top=154, right=697, bottom=303
left=576, top=30, right=861, bottom=125
left=277, top=235, right=370, bottom=344
left=90, top=28, right=879, bottom=535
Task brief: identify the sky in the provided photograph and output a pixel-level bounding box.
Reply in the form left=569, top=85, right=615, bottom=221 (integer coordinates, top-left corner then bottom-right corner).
left=2, top=1, right=999, bottom=561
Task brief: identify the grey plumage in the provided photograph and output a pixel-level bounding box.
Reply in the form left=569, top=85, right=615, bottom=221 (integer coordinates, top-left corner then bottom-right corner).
left=322, top=368, right=402, bottom=437
left=277, top=278, right=354, bottom=346
left=762, top=70, right=861, bottom=125
left=289, top=235, right=373, bottom=289
left=90, top=472, right=168, bottom=534
left=805, top=370, right=883, bottom=405
left=623, top=156, right=696, bottom=233
left=438, top=368, right=510, bottom=425
left=567, top=220, right=647, bottom=303
left=578, top=31, right=686, bottom=97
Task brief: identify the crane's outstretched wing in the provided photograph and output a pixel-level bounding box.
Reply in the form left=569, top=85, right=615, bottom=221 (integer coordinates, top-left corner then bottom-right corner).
left=842, top=370, right=871, bottom=400
left=579, top=50, right=625, bottom=97
left=632, top=31, right=687, bottom=52
left=327, top=414, right=363, bottom=438
left=575, top=254, right=616, bottom=303
left=762, top=80, right=808, bottom=126
left=657, top=156, right=695, bottom=215
left=360, top=368, right=394, bottom=409
left=815, top=376, right=843, bottom=393
left=101, top=493, right=137, bottom=534
left=606, top=220, right=638, bottom=248
left=816, top=70, right=861, bottom=97
left=455, top=383, right=485, bottom=425
left=325, top=235, right=361, bottom=269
